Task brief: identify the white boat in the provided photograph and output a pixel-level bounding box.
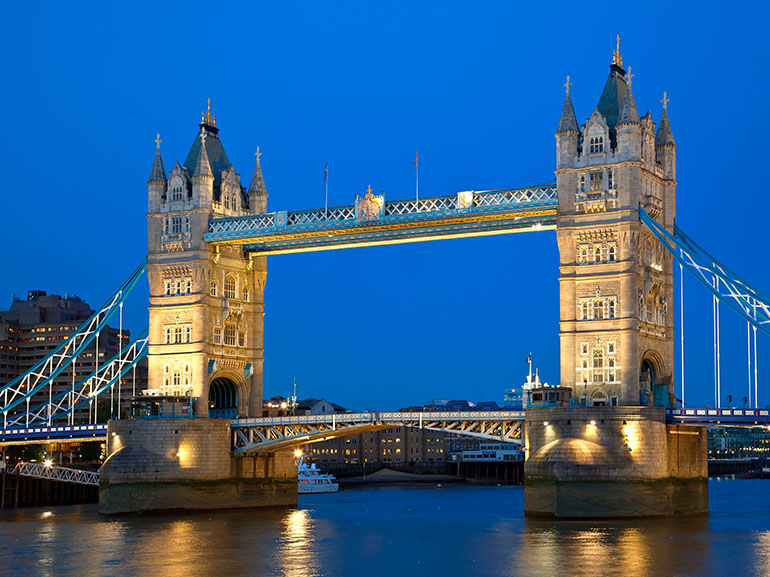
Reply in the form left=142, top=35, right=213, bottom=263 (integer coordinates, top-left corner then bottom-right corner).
left=298, top=458, right=339, bottom=494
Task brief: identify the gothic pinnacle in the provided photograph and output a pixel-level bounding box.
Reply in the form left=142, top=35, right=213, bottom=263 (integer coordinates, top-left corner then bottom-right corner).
left=556, top=74, right=579, bottom=134
left=148, top=132, right=167, bottom=183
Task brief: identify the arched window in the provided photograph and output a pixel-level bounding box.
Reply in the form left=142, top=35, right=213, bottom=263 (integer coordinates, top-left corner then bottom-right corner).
left=593, top=300, right=603, bottom=319
left=224, top=275, right=237, bottom=299
left=173, top=370, right=181, bottom=388
left=174, top=327, right=182, bottom=343
left=185, top=279, right=192, bottom=294
left=594, top=246, right=602, bottom=263
left=242, top=286, right=249, bottom=302
left=210, top=280, right=217, bottom=297
left=184, top=326, right=191, bottom=343
left=608, top=298, right=616, bottom=319
left=608, top=246, right=616, bottom=262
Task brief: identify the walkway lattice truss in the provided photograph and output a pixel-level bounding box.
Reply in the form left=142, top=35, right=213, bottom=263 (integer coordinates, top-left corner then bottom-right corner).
left=231, top=411, right=525, bottom=453
left=205, top=186, right=557, bottom=254
left=640, top=207, right=770, bottom=333
left=0, top=259, right=147, bottom=426
left=10, top=462, right=100, bottom=486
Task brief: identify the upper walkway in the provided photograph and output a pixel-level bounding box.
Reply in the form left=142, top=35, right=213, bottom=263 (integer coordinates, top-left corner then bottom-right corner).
left=204, top=185, right=557, bottom=254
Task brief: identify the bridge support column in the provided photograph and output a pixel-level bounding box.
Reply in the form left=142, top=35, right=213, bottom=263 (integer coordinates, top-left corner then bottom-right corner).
left=524, top=407, right=708, bottom=518
left=98, top=419, right=297, bottom=515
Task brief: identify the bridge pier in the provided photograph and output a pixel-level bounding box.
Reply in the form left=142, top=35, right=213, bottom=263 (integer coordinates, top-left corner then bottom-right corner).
left=524, top=407, right=708, bottom=518
left=99, top=419, right=297, bottom=515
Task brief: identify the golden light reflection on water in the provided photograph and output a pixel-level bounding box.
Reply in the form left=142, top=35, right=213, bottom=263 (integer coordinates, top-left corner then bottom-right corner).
left=278, top=508, right=320, bottom=577
left=756, top=531, right=770, bottom=575
left=517, top=517, right=710, bottom=577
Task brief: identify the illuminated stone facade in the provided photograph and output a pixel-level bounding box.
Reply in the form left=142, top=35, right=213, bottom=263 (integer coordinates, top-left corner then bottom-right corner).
left=555, top=47, right=677, bottom=407
left=146, top=106, right=268, bottom=417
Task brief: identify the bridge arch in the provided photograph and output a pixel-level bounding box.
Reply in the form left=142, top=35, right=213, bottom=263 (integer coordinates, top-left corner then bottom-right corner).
left=208, top=373, right=245, bottom=418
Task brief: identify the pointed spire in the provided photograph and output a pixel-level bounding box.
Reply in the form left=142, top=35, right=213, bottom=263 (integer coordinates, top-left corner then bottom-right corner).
left=557, top=75, right=579, bottom=134
left=656, top=92, right=676, bottom=147
left=618, top=71, right=640, bottom=126
left=612, top=34, right=623, bottom=69
left=193, top=129, right=213, bottom=179
left=249, top=146, right=267, bottom=196
left=148, top=132, right=167, bottom=183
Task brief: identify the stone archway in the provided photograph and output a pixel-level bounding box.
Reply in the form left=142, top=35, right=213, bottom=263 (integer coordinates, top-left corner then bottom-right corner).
left=640, top=351, right=668, bottom=407
left=208, top=377, right=239, bottom=419
left=590, top=389, right=608, bottom=407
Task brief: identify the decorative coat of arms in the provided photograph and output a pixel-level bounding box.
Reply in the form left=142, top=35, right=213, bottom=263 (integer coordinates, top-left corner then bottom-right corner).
left=357, top=185, right=384, bottom=223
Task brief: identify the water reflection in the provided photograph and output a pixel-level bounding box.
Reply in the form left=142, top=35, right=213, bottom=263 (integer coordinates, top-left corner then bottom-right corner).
left=517, top=516, right=710, bottom=577
left=278, top=509, right=320, bottom=577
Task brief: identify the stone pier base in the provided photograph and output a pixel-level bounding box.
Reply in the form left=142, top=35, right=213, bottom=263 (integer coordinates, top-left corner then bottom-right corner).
left=99, top=419, right=297, bottom=515
left=524, top=406, right=708, bottom=519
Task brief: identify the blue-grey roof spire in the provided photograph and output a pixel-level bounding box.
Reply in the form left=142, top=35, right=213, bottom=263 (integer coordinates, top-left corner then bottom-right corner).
left=248, top=146, right=267, bottom=196
left=655, top=92, right=676, bottom=147
left=618, top=68, right=640, bottom=126
left=148, top=133, right=167, bottom=183
left=557, top=75, right=580, bottom=134
left=193, top=129, right=213, bottom=179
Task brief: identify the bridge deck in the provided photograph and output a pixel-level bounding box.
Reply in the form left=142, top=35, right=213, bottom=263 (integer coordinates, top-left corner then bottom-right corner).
left=204, top=185, right=557, bottom=254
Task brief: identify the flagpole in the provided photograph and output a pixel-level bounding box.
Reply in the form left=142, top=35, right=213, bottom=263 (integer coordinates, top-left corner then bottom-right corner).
left=324, top=160, right=329, bottom=219
left=415, top=148, right=419, bottom=204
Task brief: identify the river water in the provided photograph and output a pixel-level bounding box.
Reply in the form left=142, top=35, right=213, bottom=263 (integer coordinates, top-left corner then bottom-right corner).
left=0, top=478, right=768, bottom=577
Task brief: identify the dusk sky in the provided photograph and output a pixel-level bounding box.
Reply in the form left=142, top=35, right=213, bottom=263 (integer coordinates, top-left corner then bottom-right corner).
left=2, top=1, right=769, bottom=410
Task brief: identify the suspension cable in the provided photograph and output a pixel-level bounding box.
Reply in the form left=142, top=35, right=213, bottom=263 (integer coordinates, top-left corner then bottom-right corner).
left=680, top=262, right=685, bottom=407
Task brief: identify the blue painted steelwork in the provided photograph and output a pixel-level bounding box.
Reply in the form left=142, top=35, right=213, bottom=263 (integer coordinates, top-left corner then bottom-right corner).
left=0, top=259, right=147, bottom=422
left=5, top=330, right=150, bottom=428
left=0, top=423, right=108, bottom=445
left=205, top=185, right=557, bottom=254
left=666, top=407, right=770, bottom=425
left=640, top=207, right=770, bottom=334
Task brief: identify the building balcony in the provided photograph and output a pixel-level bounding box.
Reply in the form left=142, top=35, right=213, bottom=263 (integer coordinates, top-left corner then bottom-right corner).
left=576, top=189, right=618, bottom=213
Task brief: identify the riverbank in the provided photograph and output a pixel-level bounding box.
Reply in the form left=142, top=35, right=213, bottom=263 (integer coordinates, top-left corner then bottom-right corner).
left=337, top=467, right=463, bottom=488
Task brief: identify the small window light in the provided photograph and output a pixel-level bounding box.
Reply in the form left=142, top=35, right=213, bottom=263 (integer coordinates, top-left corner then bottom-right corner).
left=590, top=420, right=596, bottom=426
left=543, top=421, right=549, bottom=427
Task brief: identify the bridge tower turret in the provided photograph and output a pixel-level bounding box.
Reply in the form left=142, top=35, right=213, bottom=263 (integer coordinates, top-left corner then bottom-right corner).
left=555, top=43, right=676, bottom=408
left=145, top=102, right=267, bottom=418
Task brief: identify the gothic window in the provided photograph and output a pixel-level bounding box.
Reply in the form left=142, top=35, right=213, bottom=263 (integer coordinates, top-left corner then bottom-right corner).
left=581, top=343, right=589, bottom=355
left=224, top=325, right=236, bottom=346
left=175, top=280, right=181, bottom=294
left=238, top=330, right=246, bottom=347
left=213, top=326, right=221, bottom=345
left=163, top=219, right=169, bottom=234
left=592, top=349, right=604, bottom=382
left=173, top=370, right=181, bottom=388
left=224, top=195, right=230, bottom=209
left=164, top=281, right=172, bottom=296
left=593, top=300, right=604, bottom=319
left=185, top=278, right=192, bottom=294
left=594, top=246, right=602, bottom=262
left=608, top=245, right=616, bottom=262
left=210, top=280, right=217, bottom=297
left=184, top=326, right=192, bottom=343
left=174, top=327, right=182, bottom=343
left=242, top=286, right=249, bottom=302
left=589, top=172, right=603, bottom=192
left=607, top=342, right=616, bottom=354
left=580, top=301, right=590, bottom=320
left=171, top=178, right=184, bottom=201
left=579, top=173, right=586, bottom=192
left=171, top=217, right=182, bottom=234
left=607, top=169, right=614, bottom=190
left=608, top=299, right=616, bottom=319
left=164, top=327, right=173, bottom=344
left=224, top=275, right=237, bottom=299
left=589, top=135, right=604, bottom=154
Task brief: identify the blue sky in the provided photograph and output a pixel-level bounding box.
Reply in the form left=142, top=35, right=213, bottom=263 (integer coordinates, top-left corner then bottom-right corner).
left=2, top=1, right=769, bottom=410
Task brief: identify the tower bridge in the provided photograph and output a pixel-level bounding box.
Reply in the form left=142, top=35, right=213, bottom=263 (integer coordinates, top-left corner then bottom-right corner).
left=2, top=44, right=769, bottom=517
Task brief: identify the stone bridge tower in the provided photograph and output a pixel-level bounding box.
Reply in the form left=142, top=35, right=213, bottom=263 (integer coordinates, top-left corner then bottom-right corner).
left=146, top=103, right=268, bottom=418
left=555, top=43, right=677, bottom=407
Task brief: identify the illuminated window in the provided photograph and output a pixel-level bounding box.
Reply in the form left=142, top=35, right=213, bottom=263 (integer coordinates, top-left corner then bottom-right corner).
left=224, top=275, right=237, bottom=299
left=224, top=325, right=236, bottom=346
left=589, top=172, right=603, bottom=191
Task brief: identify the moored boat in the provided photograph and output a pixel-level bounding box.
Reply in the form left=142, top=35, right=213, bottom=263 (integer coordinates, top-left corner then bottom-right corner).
left=298, top=457, right=339, bottom=494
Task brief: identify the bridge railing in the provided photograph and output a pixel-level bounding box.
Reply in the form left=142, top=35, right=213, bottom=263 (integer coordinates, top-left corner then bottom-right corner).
left=10, top=462, right=100, bottom=486
left=206, top=185, right=557, bottom=242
